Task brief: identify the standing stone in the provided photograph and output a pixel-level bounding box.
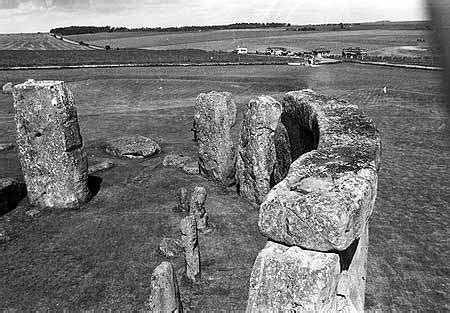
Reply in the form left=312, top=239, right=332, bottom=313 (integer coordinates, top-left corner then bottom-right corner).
left=236, top=96, right=290, bottom=205
left=148, top=261, right=183, bottom=312
left=180, top=216, right=200, bottom=282
left=247, top=241, right=340, bottom=312
left=189, top=186, right=208, bottom=230
left=12, top=80, right=90, bottom=209
left=194, top=91, right=237, bottom=185
left=176, top=187, right=189, bottom=212
left=337, top=225, right=369, bottom=312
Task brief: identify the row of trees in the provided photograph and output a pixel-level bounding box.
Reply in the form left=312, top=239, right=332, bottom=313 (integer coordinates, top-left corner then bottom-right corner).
left=50, top=23, right=291, bottom=36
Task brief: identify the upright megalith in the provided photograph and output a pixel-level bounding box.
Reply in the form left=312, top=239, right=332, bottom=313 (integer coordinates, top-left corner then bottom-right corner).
left=176, top=187, right=189, bottom=212
left=189, top=186, right=208, bottom=230
left=12, top=80, right=90, bottom=209
left=194, top=91, right=237, bottom=185
left=180, top=216, right=200, bottom=282
left=148, top=261, right=183, bottom=312
left=236, top=96, right=291, bottom=205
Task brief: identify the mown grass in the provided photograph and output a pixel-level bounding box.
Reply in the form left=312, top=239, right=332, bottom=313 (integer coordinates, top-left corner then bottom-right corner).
left=0, top=49, right=297, bottom=68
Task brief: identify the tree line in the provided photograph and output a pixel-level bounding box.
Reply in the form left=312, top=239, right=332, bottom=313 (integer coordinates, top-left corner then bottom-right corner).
left=50, top=23, right=291, bottom=36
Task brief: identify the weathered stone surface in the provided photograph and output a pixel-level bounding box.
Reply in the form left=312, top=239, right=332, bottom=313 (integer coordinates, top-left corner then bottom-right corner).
left=88, top=160, right=114, bottom=175
left=12, top=80, right=91, bottom=209
left=247, top=241, right=340, bottom=312
left=148, top=261, right=183, bottom=312
left=259, top=90, right=381, bottom=251
left=105, top=135, right=160, bottom=159
left=25, top=208, right=40, bottom=217
left=236, top=96, right=290, bottom=205
left=0, top=178, right=27, bottom=215
left=0, top=143, right=15, bottom=152
left=159, top=237, right=183, bottom=257
left=2, top=82, right=13, bottom=95
left=337, top=225, right=369, bottom=312
left=194, top=91, right=237, bottom=185
left=182, top=162, right=200, bottom=175
left=180, top=216, right=200, bottom=282
left=189, top=186, right=208, bottom=230
left=176, top=187, right=189, bottom=212
left=162, top=153, right=191, bottom=169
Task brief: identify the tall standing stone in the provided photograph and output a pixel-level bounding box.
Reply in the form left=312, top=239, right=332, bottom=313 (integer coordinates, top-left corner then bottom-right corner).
left=189, top=186, right=208, bottom=230
left=180, top=216, right=200, bottom=282
left=12, top=80, right=90, bottom=209
left=148, top=261, right=183, bottom=312
left=246, top=241, right=340, bottom=312
left=236, top=96, right=291, bottom=205
left=194, top=91, right=237, bottom=185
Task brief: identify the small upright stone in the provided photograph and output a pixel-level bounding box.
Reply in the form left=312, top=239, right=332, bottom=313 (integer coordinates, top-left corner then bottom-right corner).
left=148, top=261, right=183, bottom=312
left=189, top=186, right=208, bottom=230
left=176, top=187, right=189, bottom=212
left=180, top=216, right=200, bottom=282
left=194, top=91, right=237, bottom=185
left=12, top=80, right=90, bottom=209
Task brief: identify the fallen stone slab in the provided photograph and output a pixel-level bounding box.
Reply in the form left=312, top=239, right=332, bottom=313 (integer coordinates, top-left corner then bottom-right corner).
left=88, top=160, right=115, bottom=175
left=246, top=241, right=340, bottom=312
left=2, top=82, right=13, bottom=95
left=259, top=90, right=381, bottom=251
left=105, top=135, right=160, bottom=159
left=182, top=162, right=199, bottom=175
left=0, top=178, right=27, bottom=216
left=12, top=80, right=91, bottom=209
left=236, top=95, right=291, bottom=205
left=148, top=261, right=183, bottom=312
left=159, top=237, right=183, bottom=258
left=0, top=143, right=15, bottom=152
left=194, top=91, right=237, bottom=185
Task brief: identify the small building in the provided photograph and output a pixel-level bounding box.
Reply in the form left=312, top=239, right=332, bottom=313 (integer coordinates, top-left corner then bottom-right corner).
left=266, top=47, right=287, bottom=56
left=236, top=47, right=248, bottom=55
left=312, top=48, right=331, bottom=58
left=342, top=47, right=368, bottom=59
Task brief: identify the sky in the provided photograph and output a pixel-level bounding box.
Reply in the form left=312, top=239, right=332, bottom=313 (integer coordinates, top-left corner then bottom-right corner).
left=0, top=0, right=427, bottom=33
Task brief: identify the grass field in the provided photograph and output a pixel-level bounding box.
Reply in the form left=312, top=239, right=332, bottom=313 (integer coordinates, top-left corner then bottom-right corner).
left=0, top=49, right=297, bottom=68
left=0, top=33, right=90, bottom=50
left=67, top=28, right=434, bottom=57
left=0, top=64, right=448, bottom=311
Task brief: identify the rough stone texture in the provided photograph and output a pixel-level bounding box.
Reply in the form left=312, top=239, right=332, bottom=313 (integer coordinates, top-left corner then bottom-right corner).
left=189, top=186, right=208, bottom=230
left=180, top=216, right=200, bottom=282
left=105, top=135, right=160, bottom=159
left=12, top=80, right=90, bottom=209
left=0, top=178, right=27, bottom=215
left=176, top=187, right=189, bottom=212
left=0, top=143, right=15, bottom=152
left=194, top=91, right=237, bottom=185
left=2, top=82, right=13, bottom=95
left=236, top=95, right=290, bottom=205
left=337, top=225, right=369, bottom=312
left=246, top=241, right=340, bottom=312
left=88, top=160, right=114, bottom=175
left=159, top=237, right=183, bottom=258
left=148, top=261, right=183, bottom=312
left=182, top=162, right=200, bottom=175
left=162, top=153, right=191, bottom=169
left=259, top=90, right=381, bottom=251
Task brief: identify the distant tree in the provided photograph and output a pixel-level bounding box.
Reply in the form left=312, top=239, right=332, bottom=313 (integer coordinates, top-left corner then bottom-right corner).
left=340, top=23, right=344, bottom=29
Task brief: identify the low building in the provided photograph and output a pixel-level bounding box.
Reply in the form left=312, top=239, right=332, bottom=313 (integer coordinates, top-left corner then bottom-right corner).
left=236, top=47, right=248, bottom=55
left=342, top=47, right=368, bottom=59
left=312, top=48, right=331, bottom=58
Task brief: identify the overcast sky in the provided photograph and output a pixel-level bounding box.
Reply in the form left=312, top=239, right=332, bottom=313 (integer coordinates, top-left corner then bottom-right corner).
left=0, top=0, right=427, bottom=33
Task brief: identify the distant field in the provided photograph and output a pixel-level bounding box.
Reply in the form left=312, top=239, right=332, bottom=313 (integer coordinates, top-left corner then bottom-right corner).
left=67, top=29, right=434, bottom=56
left=0, top=33, right=91, bottom=50
left=0, top=49, right=297, bottom=68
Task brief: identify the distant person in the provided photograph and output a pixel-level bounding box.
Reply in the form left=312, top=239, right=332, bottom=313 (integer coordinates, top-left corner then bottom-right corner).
left=383, top=86, right=387, bottom=94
